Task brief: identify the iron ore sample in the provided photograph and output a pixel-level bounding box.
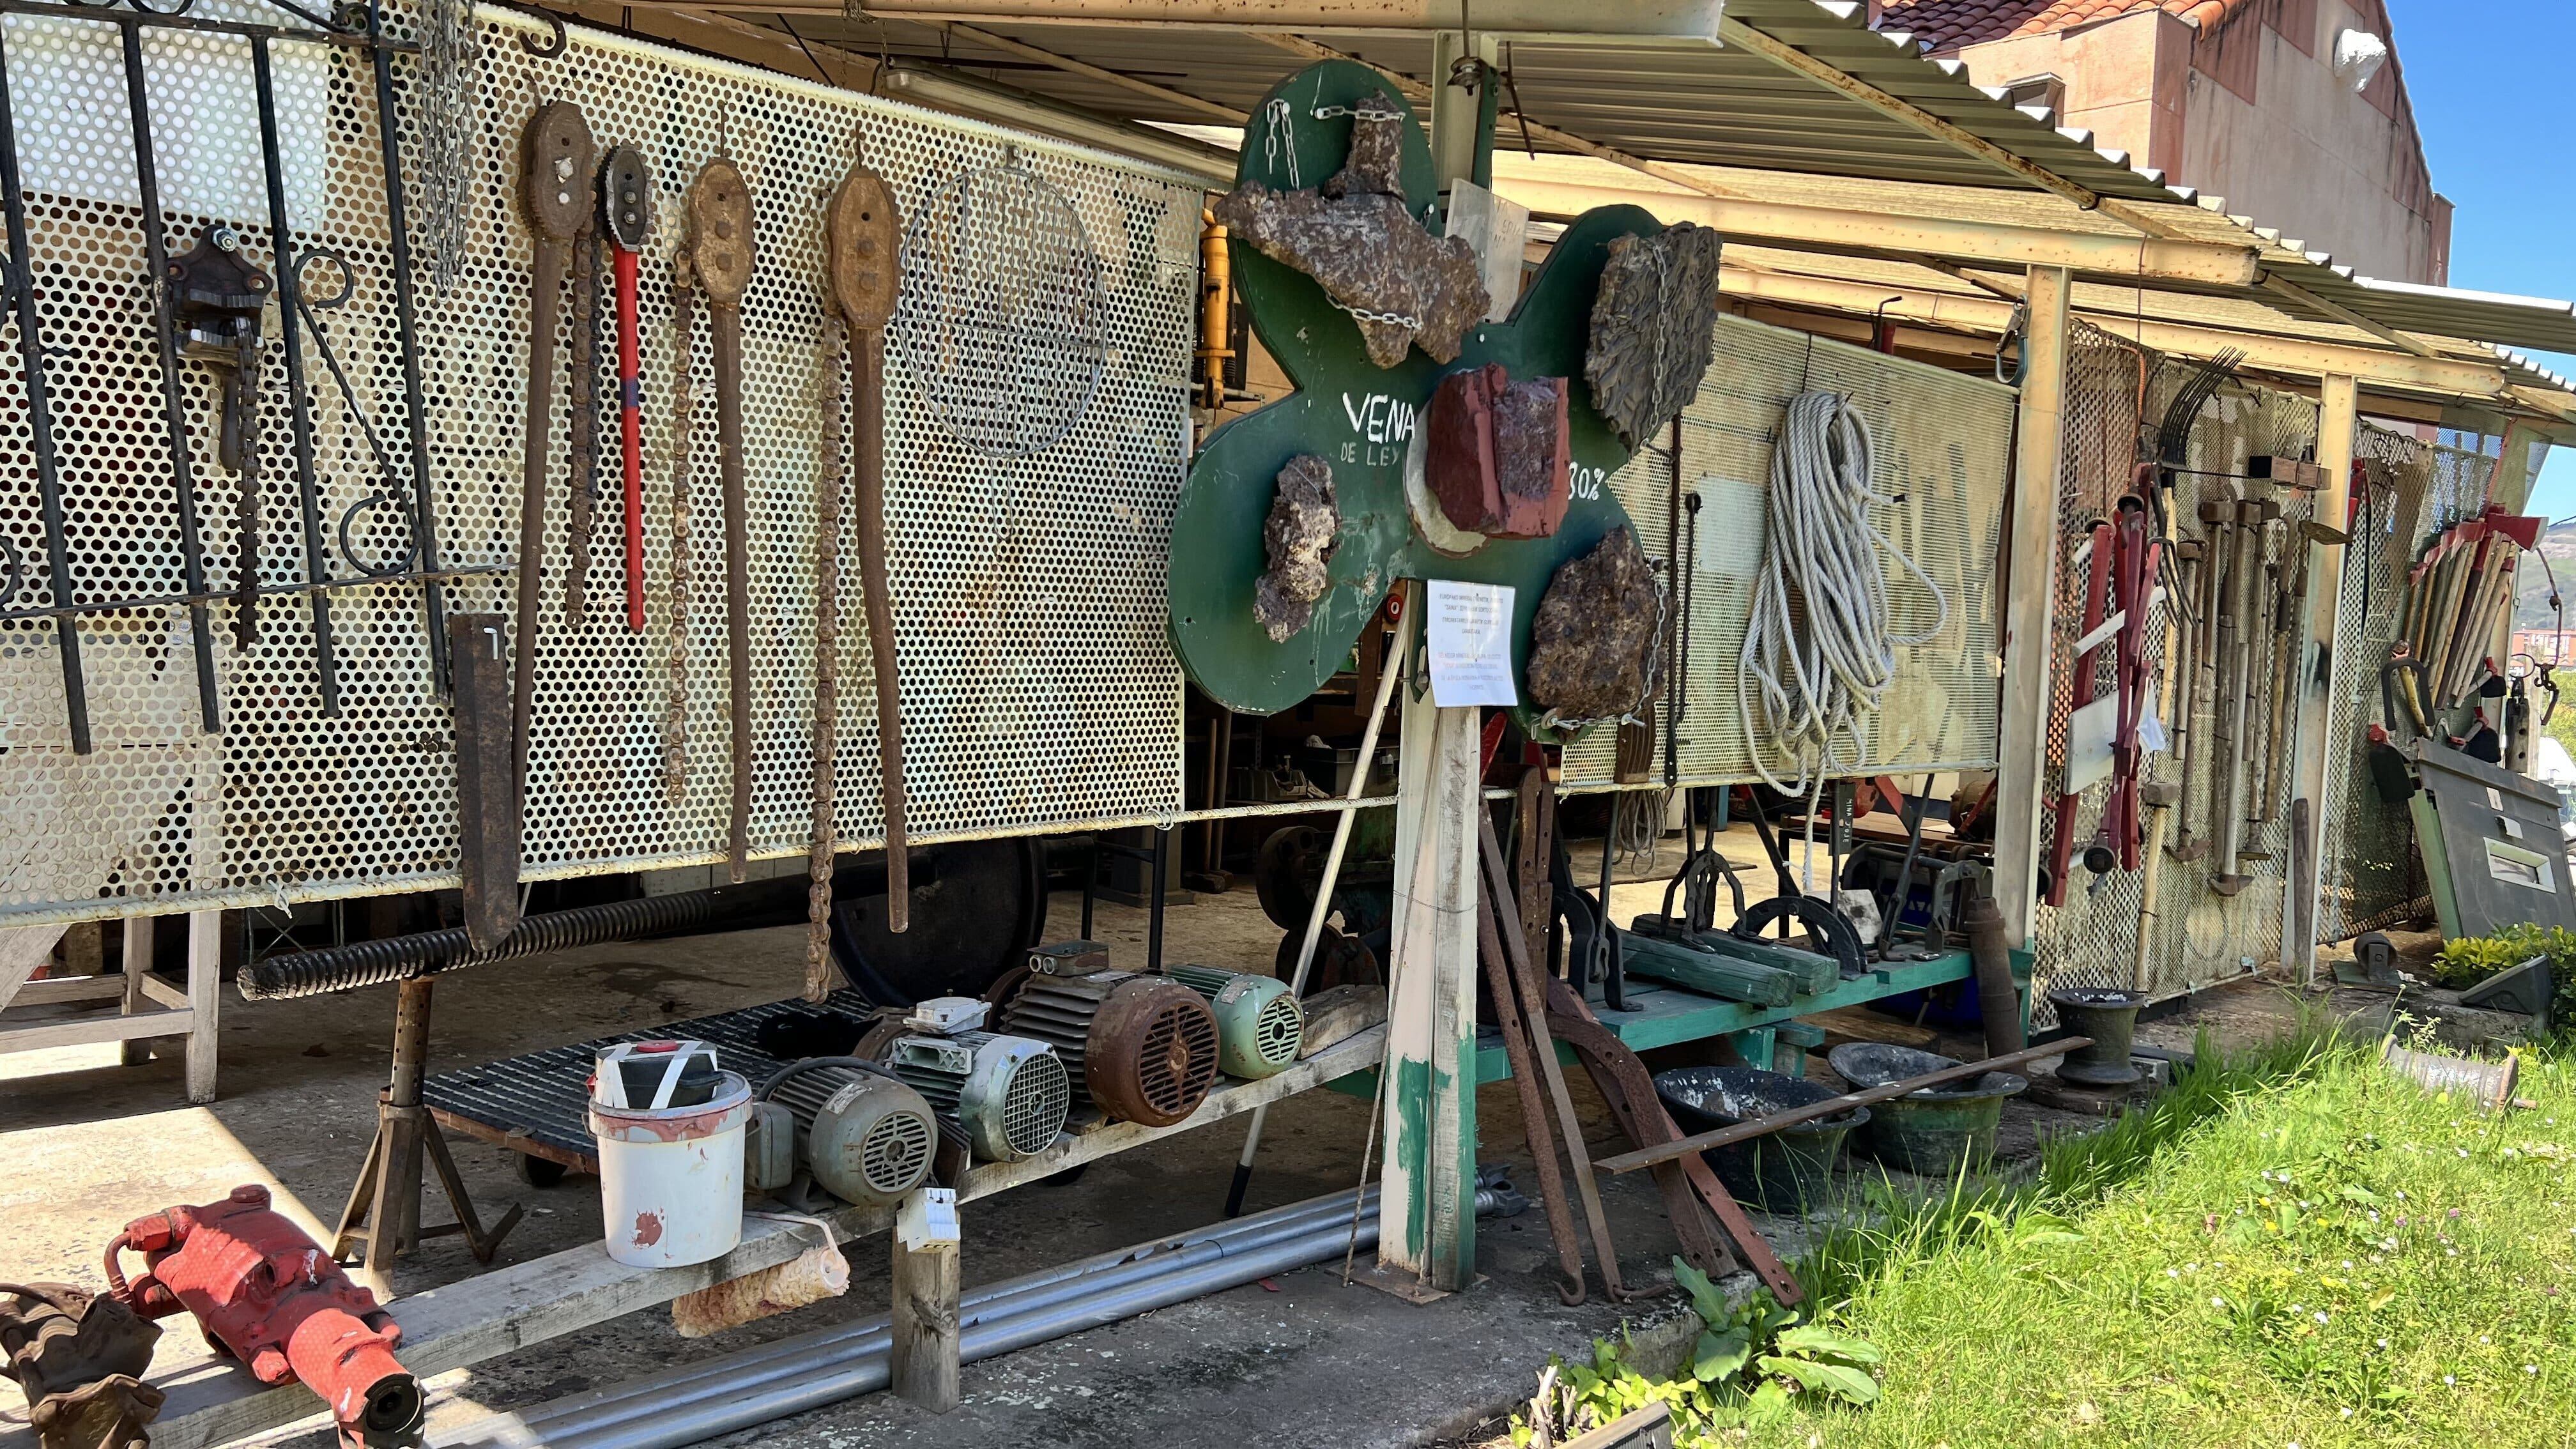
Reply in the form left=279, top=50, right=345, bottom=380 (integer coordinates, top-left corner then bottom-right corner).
left=1526, top=525, right=1664, bottom=724
left=1425, top=363, right=1570, bottom=539
left=1584, top=222, right=1724, bottom=448
left=1214, top=96, right=1485, bottom=369
left=1255, top=454, right=1339, bottom=642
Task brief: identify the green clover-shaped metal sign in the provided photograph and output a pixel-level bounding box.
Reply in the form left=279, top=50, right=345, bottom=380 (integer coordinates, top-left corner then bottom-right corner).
left=1167, top=61, right=1661, bottom=728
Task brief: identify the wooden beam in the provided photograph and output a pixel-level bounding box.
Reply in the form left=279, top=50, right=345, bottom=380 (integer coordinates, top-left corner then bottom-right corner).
left=1491, top=169, right=2259, bottom=287
left=1991, top=264, right=2073, bottom=949
left=8, top=976, right=128, bottom=1008
left=856, top=0, right=1732, bottom=41
left=0, top=1007, right=195, bottom=1055
left=891, top=1190, right=963, bottom=1414
left=937, top=19, right=1246, bottom=121
left=185, top=910, right=218, bottom=1104
left=0, top=924, right=60, bottom=1011
left=2286, top=374, right=2358, bottom=981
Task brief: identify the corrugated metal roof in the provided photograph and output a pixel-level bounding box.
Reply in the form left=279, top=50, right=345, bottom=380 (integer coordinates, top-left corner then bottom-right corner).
left=774, top=2, right=2576, bottom=363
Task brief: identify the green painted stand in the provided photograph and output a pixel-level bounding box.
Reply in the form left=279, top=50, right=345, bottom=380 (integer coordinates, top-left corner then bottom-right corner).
left=1166, top=59, right=1659, bottom=730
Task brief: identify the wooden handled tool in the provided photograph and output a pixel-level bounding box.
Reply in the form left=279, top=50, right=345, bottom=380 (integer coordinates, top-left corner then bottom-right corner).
left=514, top=103, right=594, bottom=799
left=827, top=160, right=910, bottom=935
left=687, top=158, right=756, bottom=884
left=601, top=145, right=652, bottom=633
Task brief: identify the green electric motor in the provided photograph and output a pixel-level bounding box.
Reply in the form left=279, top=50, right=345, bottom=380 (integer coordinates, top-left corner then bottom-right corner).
left=1163, top=963, right=1305, bottom=1079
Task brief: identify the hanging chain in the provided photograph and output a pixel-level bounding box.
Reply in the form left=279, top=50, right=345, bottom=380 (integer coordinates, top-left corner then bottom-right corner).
left=419, top=0, right=479, bottom=294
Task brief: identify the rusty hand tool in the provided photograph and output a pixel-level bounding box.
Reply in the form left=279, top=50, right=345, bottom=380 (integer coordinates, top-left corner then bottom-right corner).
left=827, top=160, right=910, bottom=933
left=601, top=145, right=652, bottom=634
left=2044, top=518, right=2115, bottom=906
left=663, top=256, right=696, bottom=803
left=1540, top=975, right=1802, bottom=1307
left=565, top=202, right=602, bottom=628
left=805, top=311, right=847, bottom=1003
left=1473, top=875, right=1590, bottom=1305
left=1476, top=809, right=1631, bottom=1302
left=450, top=614, right=521, bottom=953
left=1544, top=997, right=1738, bottom=1284
left=687, top=158, right=756, bottom=883
left=514, top=103, right=594, bottom=799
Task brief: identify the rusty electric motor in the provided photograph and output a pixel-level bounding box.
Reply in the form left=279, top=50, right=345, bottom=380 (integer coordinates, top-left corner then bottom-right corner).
left=1000, top=946, right=1221, bottom=1127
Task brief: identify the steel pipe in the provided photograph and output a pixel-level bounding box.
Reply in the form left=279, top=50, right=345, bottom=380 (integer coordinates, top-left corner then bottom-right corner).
left=446, top=1183, right=1514, bottom=1449
left=471, top=1192, right=1391, bottom=1446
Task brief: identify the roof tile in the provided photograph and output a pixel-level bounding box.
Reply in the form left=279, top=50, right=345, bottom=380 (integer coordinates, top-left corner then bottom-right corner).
left=1878, top=0, right=2257, bottom=51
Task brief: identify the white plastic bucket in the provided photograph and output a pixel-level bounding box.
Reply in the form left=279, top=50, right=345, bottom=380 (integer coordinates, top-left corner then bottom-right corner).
left=588, top=1068, right=753, bottom=1267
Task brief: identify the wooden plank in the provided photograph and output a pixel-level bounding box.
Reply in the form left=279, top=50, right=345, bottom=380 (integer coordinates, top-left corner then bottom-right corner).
left=10, top=975, right=129, bottom=1007
left=139, top=974, right=188, bottom=1010
left=49, top=1025, right=1392, bottom=1449
left=122, top=914, right=155, bottom=1065
left=0, top=1007, right=194, bottom=1055
left=1565, top=1401, right=1674, bottom=1449
left=185, top=910, right=219, bottom=1103
left=0, top=924, right=61, bottom=1011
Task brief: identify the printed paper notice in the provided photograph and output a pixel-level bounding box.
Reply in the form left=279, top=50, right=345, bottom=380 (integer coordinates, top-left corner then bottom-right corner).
left=1426, top=580, right=1518, bottom=708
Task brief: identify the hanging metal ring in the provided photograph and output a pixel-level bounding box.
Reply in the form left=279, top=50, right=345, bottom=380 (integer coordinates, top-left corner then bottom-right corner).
left=337, top=491, right=419, bottom=578
left=293, top=248, right=358, bottom=310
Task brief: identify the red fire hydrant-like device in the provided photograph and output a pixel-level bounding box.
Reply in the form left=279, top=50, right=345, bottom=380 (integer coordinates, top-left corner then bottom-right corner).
left=103, top=1185, right=424, bottom=1448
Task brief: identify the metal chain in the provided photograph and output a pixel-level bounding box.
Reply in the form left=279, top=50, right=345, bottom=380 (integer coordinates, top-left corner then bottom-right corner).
left=1262, top=98, right=1301, bottom=188
left=663, top=254, right=696, bottom=803
left=419, top=0, right=479, bottom=295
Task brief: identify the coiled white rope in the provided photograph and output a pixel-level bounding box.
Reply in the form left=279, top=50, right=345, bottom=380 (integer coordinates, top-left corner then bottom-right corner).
left=1736, top=392, right=1951, bottom=806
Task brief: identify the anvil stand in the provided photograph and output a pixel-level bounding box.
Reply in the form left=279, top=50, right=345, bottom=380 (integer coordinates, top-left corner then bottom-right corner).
left=331, top=978, right=523, bottom=1291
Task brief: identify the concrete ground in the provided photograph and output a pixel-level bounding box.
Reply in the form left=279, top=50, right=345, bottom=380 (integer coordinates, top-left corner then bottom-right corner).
left=0, top=826, right=2314, bottom=1449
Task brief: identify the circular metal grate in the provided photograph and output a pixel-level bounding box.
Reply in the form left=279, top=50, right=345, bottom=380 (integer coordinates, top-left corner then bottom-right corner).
left=998, top=1046, right=1070, bottom=1157
left=860, top=1107, right=935, bottom=1195
left=1251, top=991, right=1302, bottom=1068
left=894, top=150, right=1107, bottom=459
left=1133, top=995, right=1220, bottom=1119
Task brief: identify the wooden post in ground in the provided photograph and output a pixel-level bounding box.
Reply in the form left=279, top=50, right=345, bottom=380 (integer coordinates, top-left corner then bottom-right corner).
left=2286, top=374, right=2358, bottom=984
left=1990, top=264, right=2074, bottom=948
left=892, top=1187, right=962, bottom=1413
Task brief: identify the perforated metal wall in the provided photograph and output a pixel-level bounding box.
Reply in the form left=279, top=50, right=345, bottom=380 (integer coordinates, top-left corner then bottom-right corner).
left=1562, top=314, right=2010, bottom=789
left=2313, top=431, right=2492, bottom=943
left=2029, top=337, right=2321, bottom=1020
left=0, top=1, right=1202, bottom=924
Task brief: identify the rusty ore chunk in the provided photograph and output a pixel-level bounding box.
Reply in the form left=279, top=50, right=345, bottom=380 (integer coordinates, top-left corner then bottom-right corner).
left=1427, top=364, right=1570, bottom=539
left=1255, top=454, right=1339, bottom=642
left=1527, top=525, right=1664, bottom=723
left=1585, top=223, right=1724, bottom=448
left=1215, top=182, right=1486, bottom=369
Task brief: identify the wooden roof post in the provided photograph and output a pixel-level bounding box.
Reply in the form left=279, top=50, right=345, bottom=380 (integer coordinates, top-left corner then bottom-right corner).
left=2286, top=374, right=2358, bottom=985
left=1993, top=265, right=2074, bottom=947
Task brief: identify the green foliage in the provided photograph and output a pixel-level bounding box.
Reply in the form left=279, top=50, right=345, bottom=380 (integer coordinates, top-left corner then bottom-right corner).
left=1508, top=1262, right=1884, bottom=1446
left=2431, top=925, right=2576, bottom=1025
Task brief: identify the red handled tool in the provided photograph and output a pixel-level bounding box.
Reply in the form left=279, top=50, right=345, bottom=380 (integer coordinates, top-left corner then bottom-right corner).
left=601, top=145, right=652, bottom=632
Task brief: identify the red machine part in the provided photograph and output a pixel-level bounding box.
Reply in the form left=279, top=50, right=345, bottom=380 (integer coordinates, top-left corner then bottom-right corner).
left=104, top=1185, right=423, bottom=1448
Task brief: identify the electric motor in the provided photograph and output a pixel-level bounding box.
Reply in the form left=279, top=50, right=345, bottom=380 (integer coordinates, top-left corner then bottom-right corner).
left=1163, top=963, right=1304, bottom=1080
left=765, top=1066, right=939, bottom=1206
left=1000, top=969, right=1221, bottom=1126
left=887, top=1031, right=1070, bottom=1162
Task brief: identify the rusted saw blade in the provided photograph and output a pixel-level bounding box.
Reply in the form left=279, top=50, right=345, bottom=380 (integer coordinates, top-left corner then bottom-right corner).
left=827, top=159, right=912, bottom=933
left=450, top=613, right=523, bottom=953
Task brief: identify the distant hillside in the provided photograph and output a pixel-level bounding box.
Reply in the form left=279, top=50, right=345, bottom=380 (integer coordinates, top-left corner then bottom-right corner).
left=2516, top=518, right=2576, bottom=632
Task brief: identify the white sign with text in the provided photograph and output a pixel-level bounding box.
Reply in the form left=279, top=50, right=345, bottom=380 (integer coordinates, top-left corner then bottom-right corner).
left=1425, top=580, right=1519, bottom=708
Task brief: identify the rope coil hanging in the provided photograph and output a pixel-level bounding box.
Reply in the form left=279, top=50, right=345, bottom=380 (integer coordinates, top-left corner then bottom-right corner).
left=1736, top=391, right=1950, bottom=801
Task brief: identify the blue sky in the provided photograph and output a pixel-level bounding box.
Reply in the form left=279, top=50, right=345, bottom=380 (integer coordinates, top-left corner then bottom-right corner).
left=2387, top=1, right=2576, bottom=519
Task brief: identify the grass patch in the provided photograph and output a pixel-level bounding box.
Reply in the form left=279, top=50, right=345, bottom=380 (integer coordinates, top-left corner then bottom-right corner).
left=1522, top=1023, right=2576, bottom=1447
